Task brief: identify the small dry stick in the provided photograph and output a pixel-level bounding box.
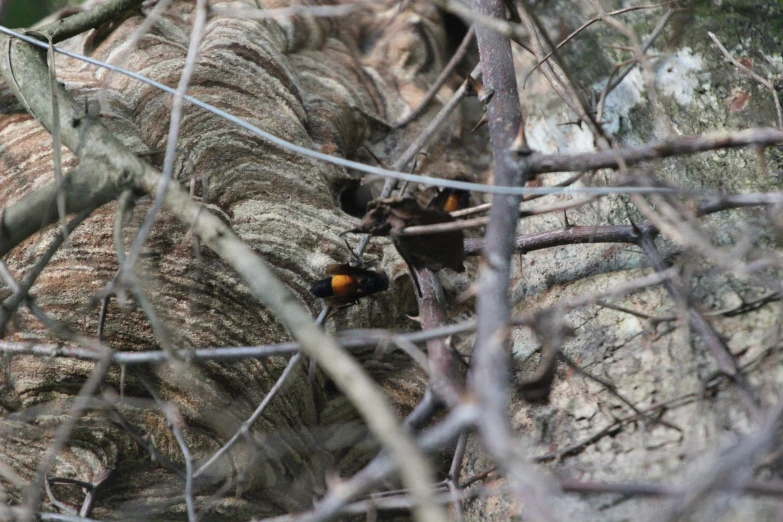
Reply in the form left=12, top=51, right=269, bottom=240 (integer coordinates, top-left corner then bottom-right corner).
left=21, top=304, right=114, bottom=517
left=0, top=208, right=93, bottom=337
left=167, top=405, right=197, bottom=522
left=121, top=0, right=208, bottom=273
left=401, top=196, right=597, bottom=235
left=523, top=3, right=671, bottom=88
left=527, top=127, right=783, bottom=174
left=210, top=1, right=372, bottom=21
left=708, top=31, right=783, bottom=129
left=596, top=8, right=675, bottom=122
left=447, top=432, right=469, bottom=521
left=559, top=353, right=682, bottom=432
left=97, top=0, right=174, bottom=114
left=135, top=371, right=197, bottom=522
left=451, top=170, right=588, bottom=218
left=638, top=231, right=762, bottom=422
left=46, top=35, right=67, bottom=241
left=394, top=26, right=477, bottom=128
left=194, top=351, right=305, bottom=479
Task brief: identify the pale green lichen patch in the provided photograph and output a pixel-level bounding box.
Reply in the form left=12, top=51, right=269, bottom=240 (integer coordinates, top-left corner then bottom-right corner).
left=656, top=48, right=707, bottom=106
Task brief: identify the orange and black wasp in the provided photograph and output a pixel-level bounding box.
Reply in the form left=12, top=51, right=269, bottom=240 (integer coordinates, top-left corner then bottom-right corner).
left=428, top=187, right=470, bottom=213
left=309, top=264, right=389, bottom=307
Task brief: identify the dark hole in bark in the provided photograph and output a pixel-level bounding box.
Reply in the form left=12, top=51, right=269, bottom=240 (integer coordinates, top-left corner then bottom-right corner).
left=338, top=178, right=384, bottom=218
left=439, top=8, right=470, bottom=59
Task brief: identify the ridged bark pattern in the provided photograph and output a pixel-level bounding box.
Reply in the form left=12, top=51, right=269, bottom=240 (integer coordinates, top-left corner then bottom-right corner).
left=0, top=1, right=449, bottom=517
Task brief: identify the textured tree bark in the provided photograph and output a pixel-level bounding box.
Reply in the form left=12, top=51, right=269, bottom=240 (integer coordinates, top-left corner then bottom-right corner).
left=0, top=1, right=454, bottom=518
left=460, top=2, right=783, bottom=521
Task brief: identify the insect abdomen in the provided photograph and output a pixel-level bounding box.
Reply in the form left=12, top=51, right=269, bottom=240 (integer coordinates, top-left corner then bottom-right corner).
left=330, top=274, right=359, bottom=296
left=310, top=278, right=336, bottom=298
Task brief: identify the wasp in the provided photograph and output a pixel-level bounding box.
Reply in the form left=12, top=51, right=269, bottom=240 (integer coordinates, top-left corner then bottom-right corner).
left=428, top=187, right=470, bottom=213
left=310, top=264, right=389, bottom=306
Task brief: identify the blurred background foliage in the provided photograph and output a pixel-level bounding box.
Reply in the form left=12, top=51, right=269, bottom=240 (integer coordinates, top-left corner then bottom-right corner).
left=3, top=0, right=84, bottom=28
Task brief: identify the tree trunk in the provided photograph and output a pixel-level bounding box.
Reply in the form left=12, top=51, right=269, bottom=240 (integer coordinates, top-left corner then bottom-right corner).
left=0, top=1, right=453, bottom=518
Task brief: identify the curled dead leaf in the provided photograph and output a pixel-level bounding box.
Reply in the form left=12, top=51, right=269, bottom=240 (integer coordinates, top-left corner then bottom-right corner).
left=350, top=197, right=465, bottom=293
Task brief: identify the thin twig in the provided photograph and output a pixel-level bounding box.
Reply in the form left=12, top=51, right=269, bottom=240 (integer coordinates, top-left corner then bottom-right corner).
left=0, top=207, right=94, bottom=337
left=166, top=405, right=197, bottom=522
left=210, top=1, right=371, bottom=21
left=526, top=127, right=783, bottom=174
left=106, top=401, right=185, bottom=478
left=261, top=405, right=478, bottom=522
left=532, top=392, right=700, bottom=463
left=447, top=432, right=469, bottom=521
left=97, top=0, right=174, bottom=114
left=451, top=170, right=588, bottom=218
left=523, top=3, right=671, bottom=88
left=596, top=8, right=675, bottom=122
left=516, top=0, right=607, bottom=141
left=662, top=400, right=783, bottom=520
left=22, top=303, right=114, bottom=516
left=394, top=26, right=476, bottom=128
left=44, top=476, right=78, bottom=516
left=464, top=223, right=644, bottom=256
left=133, top=371, right=197, bottom=522
left=121, top=0, right=208, bottom=273
left=709, top=32, right=783, bottom=129
left=559, top=476, right=783, bottom=498
left=37, top=0, right=145, bottom=43
left=193, top=351, right=304, bottom=479
left=638, top=230, right=762, bottom=421
left=559, top=353, right=682, bottom=433
left=414, top=267, right=463, bottom=407
left=401, top=196, right=597, bottom=236
left=46, top=35, right=67, bottom=241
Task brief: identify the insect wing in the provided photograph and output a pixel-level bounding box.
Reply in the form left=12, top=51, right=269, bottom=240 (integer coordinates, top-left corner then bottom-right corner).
left=324, top=264, right=353, bottom=276
left=355, top=270, right=389, bottom=298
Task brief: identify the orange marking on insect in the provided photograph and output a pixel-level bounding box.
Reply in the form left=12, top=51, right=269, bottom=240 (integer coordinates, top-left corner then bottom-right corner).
left=331, top=274, right=358, bottom=296
left=443, top=193, right=462, bottom=212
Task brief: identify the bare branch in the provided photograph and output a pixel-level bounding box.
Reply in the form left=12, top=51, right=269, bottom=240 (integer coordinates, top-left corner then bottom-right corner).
left=709, top=32, right=783, bottom=128
left=38, top=0, right=145, bottom=43
left=402, top=196, right=598, bottom=236
left=638, top=230, right=761, bottom=420
left=194, top=351, right=304, bottom=479
left=394, top=26, right=477, bottom=129
left=468, top=1, right=556, bottom=519
left=22, top=304, right=114, bottom=516
left=122, top=0, right=208, bottom=272
left=413, top=267, right=463, bottom=407
left=0, top=208, right=94, bottom=336
left=596, top=8, right=675, bottom=123
left=527, top=127, right=783, bottom=174
left=523, top=3, right=672, bottom=88
left=210, top=1, right=371, bottom=21
left=263, top=405, right=478, bottom=522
